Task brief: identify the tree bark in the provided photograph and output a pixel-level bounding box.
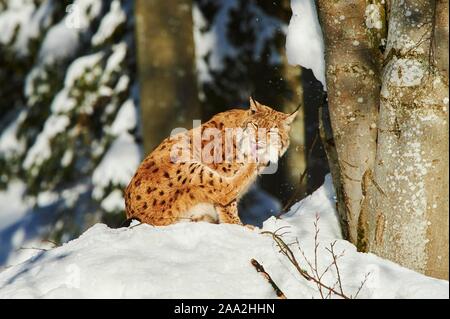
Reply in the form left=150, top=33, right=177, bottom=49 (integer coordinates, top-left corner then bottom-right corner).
left=316, top=0, right=384, bottom=248
left=367, top=0, right=449, bottom=280
left=319, top=103, right=348, bottom=239
left=280, top=49, right=307, bottom=202
left=135, top=0, right=201, bottom=154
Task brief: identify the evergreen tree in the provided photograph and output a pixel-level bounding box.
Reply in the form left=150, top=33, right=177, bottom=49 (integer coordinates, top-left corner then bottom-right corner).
left=0, top=0, right=140, bottom=246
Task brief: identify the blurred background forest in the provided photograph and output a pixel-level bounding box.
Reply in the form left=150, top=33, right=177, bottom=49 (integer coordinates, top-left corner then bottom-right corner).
left=0, top=0, right=328, bottom=267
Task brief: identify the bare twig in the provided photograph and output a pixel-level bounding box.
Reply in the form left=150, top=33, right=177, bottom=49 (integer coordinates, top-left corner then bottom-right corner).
left=251, top=259, right=286, bottom=299
left=325, top=241, right=345, bottom=296
left=42, top=239, right=59, bottom=247
left=262, top=231, right=349, bottom=299
left=319, top=245, right=344, bottom=281
left=261, top=230, right=311, bottom=281
left=128, top=221, right=145, bottom=229
left=262, top=215, right=370, bottom=299
left=325, top=280, right=341, bottom=299
left=352, top=272, right=371, bottom=299
left=313, top=216, right=324, bottom=298
left=17, top=247, right=49, bottom=252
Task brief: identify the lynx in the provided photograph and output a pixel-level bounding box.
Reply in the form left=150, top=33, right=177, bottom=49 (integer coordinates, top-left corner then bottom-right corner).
left=124, top=98, right=298, bottom=227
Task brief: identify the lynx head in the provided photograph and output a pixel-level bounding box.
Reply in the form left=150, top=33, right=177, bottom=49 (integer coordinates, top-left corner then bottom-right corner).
left=241, top=97, right=298, bottom=164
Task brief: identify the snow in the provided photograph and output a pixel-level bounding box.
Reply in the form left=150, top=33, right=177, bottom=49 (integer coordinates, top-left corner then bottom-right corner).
left=115, top=75, right=130, bottom=93
left=45, top=49, right=107, bottom=115
left=23, top=114, right=71, bottom=170
left=0, top=179, right=56, bottom=268
left=0, top=0, right=34, bottom=47
left=92, top=133, right=142, bottom=200
left=65, top=52, right=104, bottom=88
left=1, top=0, right=140, bottom=270
left=0, top=0, right=53, bottom=56
left=64, top=0, right=103, bottom=31
left=39, top=0, right=104, bottom=63
left=0, top=181, right=29, bottom=232
left=247, top=5, right=285, bottom=63
left=286, top=0, right=326, bottom=89
left=91, top=0, right=126, bottom=46
left=192, top=1, right=239, bottom=83
left=93, top=98, right=140, bottom=214
left=100, top=189, right=125, bottom=213
left=23, top=41, right=132, bottom=172
left=239, top=186, right=281, bottom=228
left=192, top=0, right=284, bottom=83
left=49, top=90, right=76, bottom=114
left=0, top=110, right=26, bottom=159
left=61, top=149, right=74, bottom=167
left=0, top=175, right=447, bottom=298
left=101, top=42, right=127, bottom=81
left=109, top=99, right=138, bottom=136
left=38, top=22, right=80, bottom=63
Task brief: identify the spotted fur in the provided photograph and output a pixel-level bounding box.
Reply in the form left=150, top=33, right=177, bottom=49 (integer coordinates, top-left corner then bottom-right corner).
left=125, top=98, right=297, bottom=226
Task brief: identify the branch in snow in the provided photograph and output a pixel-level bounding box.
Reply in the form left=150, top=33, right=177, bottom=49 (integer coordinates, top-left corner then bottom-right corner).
left=250, top=258, right=286, bottom=299
left=262, top=215, right=370, bottom=299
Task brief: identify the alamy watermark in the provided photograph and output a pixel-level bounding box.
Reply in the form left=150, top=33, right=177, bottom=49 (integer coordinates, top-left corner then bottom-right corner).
left=168, top=120, right=283, bottom=175
left=65, top=4, right=83, bottom=29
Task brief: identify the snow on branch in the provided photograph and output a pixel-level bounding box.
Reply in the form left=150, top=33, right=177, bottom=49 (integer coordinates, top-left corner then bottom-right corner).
left=286, top=0, right=326, bottom=89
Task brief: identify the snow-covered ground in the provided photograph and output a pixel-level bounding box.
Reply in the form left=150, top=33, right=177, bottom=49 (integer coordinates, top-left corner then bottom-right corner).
left=0, top=175, right=447, bottom=299
left=0, top=180, right=58, bottom=268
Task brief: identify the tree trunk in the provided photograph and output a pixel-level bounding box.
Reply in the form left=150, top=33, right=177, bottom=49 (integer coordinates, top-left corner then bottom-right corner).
left=319, top=103, right=348, bottom=239
left=135, top=0, right=200, bottom=154
left=367, top=0, right=449, bottom=280
left=316, top=0, right=384, bottom=248
left=279, top=49, right=307, bottom=203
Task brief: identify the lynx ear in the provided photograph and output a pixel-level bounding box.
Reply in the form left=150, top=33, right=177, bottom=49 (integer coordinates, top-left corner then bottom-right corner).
left=284, top=107, right=300, bottom=125
left=249, top=96, right=262, bottom=114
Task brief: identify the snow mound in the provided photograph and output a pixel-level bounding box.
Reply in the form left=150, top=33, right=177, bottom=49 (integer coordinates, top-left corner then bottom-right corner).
left=0, top=176, right=447, bottom=298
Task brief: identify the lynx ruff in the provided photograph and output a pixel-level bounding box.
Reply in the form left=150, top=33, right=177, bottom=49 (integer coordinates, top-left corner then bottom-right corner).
left=125, top=98, right=298, bottom=227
